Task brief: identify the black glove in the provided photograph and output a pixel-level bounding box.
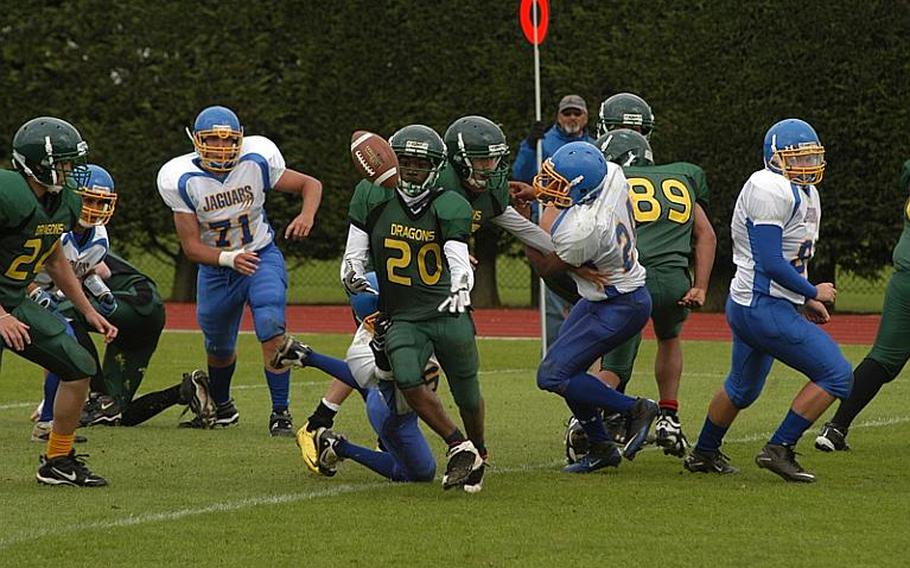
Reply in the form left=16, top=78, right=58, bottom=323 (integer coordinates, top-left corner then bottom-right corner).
left=528, top=120, right=549, bottom=145
left=369, top=313, right=392, bottom=372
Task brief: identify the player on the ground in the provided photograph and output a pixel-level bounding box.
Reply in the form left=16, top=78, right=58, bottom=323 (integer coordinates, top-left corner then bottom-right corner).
left=684, top=118, right=851, bottom=483
left=157, top=105, right=322, bottom=436
left=30, top=165, right=215, bottom=433
left=2, top=117, right=117, bottom=486
left=284, top=277, right=442, bottom=485
left=339, top=124, right=485, bottom=491
left=526, top=141, right=659, bottom=474
left=815, top=160, right=910, bottom=451
left=596, top=92, right=656, bottom=139
left=589, top=129, right=716, bottom=457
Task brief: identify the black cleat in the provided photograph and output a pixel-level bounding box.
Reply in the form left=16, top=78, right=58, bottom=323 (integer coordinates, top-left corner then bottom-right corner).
left=37, top=450, right=108, bottom=487
left=655, top=412, right=689, bottom=458
left=755, top=443, right=816, bottom=483
left=269, top=408, right=295, bottom=437
left=442, top=440, right=483, bottom=490
left=563, top=441, right=622, bottom=473
left=180, top=398, right=239, bottom=429
left=683, top=448, right=739, bottom=475
left=80, top=394, right=122, bottom=426
left=179, top=370, right=216, bottom=429
left=315, top=428, right=345, bottom=476
left=604, top=412, right=627, bottom=445
left=815, top=422, right=850, bottom=452
left=270, top=335, right=313, bottom=369
left=622, top=398, right=659, bottom=460
left=463, top=460, right=487, bottom=493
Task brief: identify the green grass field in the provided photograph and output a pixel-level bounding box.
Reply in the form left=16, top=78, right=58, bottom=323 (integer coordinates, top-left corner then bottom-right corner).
left=1, top=333, right=908, bottom=566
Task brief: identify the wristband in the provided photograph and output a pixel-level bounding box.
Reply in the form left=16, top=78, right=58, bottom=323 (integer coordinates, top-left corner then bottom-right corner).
left=218, top=249, right=245, bottom=268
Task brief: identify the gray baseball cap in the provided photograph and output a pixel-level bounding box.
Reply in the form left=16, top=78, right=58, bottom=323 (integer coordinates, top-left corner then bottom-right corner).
left=558, top=94, right=588, bottom=113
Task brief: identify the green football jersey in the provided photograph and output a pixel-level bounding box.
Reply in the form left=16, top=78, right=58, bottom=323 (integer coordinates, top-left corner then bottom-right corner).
left=348, top=181, right=473, bottom=321
left=894, top=160, right=910, bottom=271
left=0, top=169, right=80, bottom=308
left=436, top=160, right=509, bottom=233
left=623, top=162, right=710, bottom=269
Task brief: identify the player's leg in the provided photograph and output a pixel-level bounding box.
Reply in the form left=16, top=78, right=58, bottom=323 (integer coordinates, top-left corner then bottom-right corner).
left=196, top=266, right=245, bottom=427
left=11, top=302, right=106, bottom=486
left=247, top=245, right=295, bottom=436
left=822, top=270, right=910, bottom=449
left=686, top=298, right=773, bottom=475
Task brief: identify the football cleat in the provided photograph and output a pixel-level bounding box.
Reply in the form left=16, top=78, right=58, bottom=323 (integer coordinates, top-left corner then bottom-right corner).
left=270, top=335, right=312, bottom=369
left=562, top=441, right=622, bottom=473
left=604, top=412, right=627, bottom=445
left=178, top=370, right=216, bottom=429
left=755, top=443, right=816, bottom=483
left=296, top=424, right=324, bottom=475
left=815, top=422, right=850, bottom=452
left=683, top=448, right=739, bottom=475
left=180, top=399, right=239, bottom=429
left=269, top=409, right=295, bottom=437
left=622, top=398, right=659, bottom=460
left=80, top=393, right=122, bottom=426
left=442, top=440, right=483, bottom=490
left=31, top=421, right=87, bottom=444
left=316, top=428, right=345, bottom=476
left=654, top=412, right=689, bottom=457
left=463, top=460, right=487, bottom=493
left=564, top=415, right=590, bottom=465
left=36, top=450, right=108, bottom=487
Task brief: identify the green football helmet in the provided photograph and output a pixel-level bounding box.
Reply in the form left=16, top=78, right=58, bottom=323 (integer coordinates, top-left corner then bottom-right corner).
left=595, top=129, right=654, bottom=167
left=11, top=116, right=89, bottom=193
left=444, top=115, right=510, bottom=192
left=389, top=124, right=447, bottom=197
left=596, top=93, right=655, bottom=139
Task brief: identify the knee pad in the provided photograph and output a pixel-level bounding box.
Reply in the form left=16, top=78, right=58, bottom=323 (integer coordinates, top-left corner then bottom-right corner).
left=536, top=360, right=566, bottom=393
left=815, top=357, right=854, bottom=400
left=205, top=340, right=235, bottom=360
left=724, top=376, right=762, bottom=409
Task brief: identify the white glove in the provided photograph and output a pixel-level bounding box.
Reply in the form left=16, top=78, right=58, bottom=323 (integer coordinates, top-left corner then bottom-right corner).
left=343, top=267, right=376, bottom=295
left=437, top=275, right=471, bottom=313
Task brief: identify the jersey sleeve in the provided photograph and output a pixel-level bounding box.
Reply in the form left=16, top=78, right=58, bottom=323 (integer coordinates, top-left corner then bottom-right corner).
left=742, top=178, right=792, bottom=228
left=684, top=163, right=710, bottom=209
left=434, top=192, right=473, bottom=242
left=244, top=136, right=287, bottom=190
left=348, top=180, right=381, bottom=231
left=552, top=212, right=600, bottom=267
left=156, top=161, right=195, bottom=214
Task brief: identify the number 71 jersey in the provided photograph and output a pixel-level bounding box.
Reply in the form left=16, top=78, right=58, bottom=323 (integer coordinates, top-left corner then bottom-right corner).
left=157, top=135, right=287, bottom=252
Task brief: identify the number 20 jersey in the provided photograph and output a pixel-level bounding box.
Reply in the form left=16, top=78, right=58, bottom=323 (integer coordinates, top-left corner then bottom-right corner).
left=729, top=168, right=820, bottom=307
left=157, top=135, right=287, bottom=252
left=551, top=162, right=646, bottom=301
left=348, top=181, right=473, bottom=321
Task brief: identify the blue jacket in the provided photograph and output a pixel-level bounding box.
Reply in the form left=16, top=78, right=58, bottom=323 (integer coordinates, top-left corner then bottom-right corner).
left=511, top=125, right=595, bottom=183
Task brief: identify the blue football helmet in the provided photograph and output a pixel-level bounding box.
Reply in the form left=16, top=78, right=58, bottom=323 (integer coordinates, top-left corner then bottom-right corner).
left=350, top=271, right=380, bottom=324
left=763, top=118, right=825, bottom=186
left=75, top=164, right=118, bottom=227
left=187, top=105, right=244, bottom=172
left=534, top=141, right=608, bottom=208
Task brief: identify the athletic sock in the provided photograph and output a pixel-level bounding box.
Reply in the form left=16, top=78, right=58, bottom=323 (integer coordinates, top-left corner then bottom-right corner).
left=659, top=399, right=679, bottom=414
left=444, top=428, right=466, bottom=446
left=306, top=352, right=360, bottom=390
left=208, top=361, right=236, bottom=406
left=306, top=399, right=339, bottom=431
left=121, top=385, right=181, bottom=427
left=831, top=358, right=890, bottom=429
left=265, top=368, right=290, bottom=412
left=695, top=416, right=729, bottom=453
left=769, top=409, right=813, bottom=447
left=40, top=373, right=60, bottom=422
left=564, top=373, right=637, bottom=414
left=47, top=432, right=75, bottom=459
left=567, top=401, right=609, bottom=444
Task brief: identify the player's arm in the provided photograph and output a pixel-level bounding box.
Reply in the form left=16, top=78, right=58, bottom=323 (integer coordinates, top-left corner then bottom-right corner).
left=491, top=206, right=555, bottom=253
left=173, top=212, right=259, bottom=276
left=93, top=261, right=111, bottom=280
left=340, top=224, right=374, bottom=294
left=679, top=203, right=717, bottom=308
left=44, top=244, right=117, bottom=342
left=524, top=247, right=572, bottom=277
left=273, top=169, right=323, bottom=240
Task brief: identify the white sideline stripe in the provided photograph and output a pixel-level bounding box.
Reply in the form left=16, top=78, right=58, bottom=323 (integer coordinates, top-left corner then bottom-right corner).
left=0, top=402, right=33, bottom=411
left=0, top=460, right=561, bottom=551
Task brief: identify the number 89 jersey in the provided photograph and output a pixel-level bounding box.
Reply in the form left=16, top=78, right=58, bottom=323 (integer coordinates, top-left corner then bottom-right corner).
left=157, top=136, right=286, bottom=252
left=348, top=180, right=473, bottom=322
left=623, top=162, right=710, bottom=269
left=551, top=162, right=646, bottom=301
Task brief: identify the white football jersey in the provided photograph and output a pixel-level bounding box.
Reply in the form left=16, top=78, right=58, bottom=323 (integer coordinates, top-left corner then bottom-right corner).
left=345, top=322, right=440, bottom=415
left=157, top=135, right=286, bottom=252
left=729, top=169, right=821, bottom=306
left=34, top=225, right=110, bottom=291
left=550, top=162, right=646, bottom=301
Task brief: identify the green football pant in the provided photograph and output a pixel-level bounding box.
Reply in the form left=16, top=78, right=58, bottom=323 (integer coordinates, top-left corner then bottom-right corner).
left=867, top=270, right=910, bottom=379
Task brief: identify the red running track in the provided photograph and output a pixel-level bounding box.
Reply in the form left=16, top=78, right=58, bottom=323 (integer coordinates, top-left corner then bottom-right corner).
left=164, top=303, right=882, bottom=345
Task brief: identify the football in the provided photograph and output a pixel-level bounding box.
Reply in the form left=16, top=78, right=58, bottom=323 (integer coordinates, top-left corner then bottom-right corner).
left=350, top=130, right=399, bottom=189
